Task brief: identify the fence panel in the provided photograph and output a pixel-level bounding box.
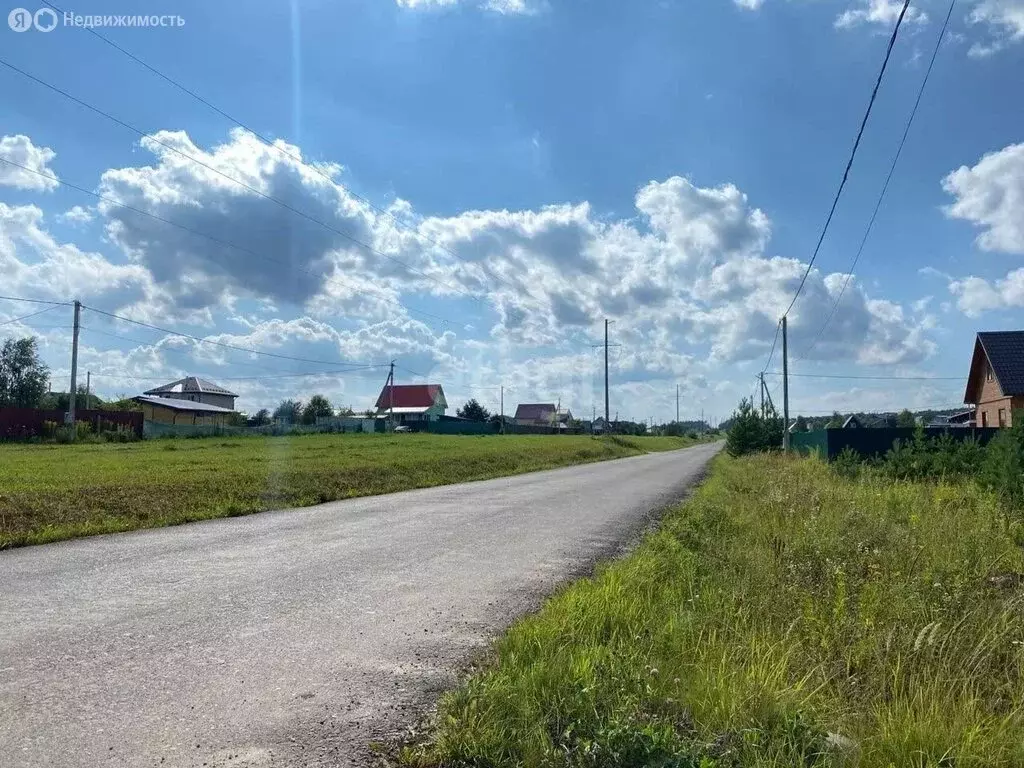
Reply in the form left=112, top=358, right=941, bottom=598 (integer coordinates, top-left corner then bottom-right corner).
left=791, top=427, right=1002, bottom=460
left=0, top=408, right=143, bottom=440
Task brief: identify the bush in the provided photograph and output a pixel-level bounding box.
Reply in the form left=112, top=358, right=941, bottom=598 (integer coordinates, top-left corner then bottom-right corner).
left=726, top=397, right=783, bottom=457
left=980, top=416, right=1024, bottom=511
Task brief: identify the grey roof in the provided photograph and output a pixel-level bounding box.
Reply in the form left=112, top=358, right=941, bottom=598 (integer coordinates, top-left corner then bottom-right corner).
left=514, top=403, right=556, bottom=420
left=133, top=395, right=236, bottom=413
left=143, top=376, right=238, bottom=398
left=978, top=331, right=1024, bottom=397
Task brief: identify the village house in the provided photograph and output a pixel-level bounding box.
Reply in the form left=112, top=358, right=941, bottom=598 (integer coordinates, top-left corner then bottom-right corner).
left=133, top=376, right=238, bottom=426
left=374, top=383, right=447, bottom=424
left=142, top=377, right=238, bottom=410
left=964, top=330, right=1024, bottom=428
left=514, top=403, right=574, bottom=428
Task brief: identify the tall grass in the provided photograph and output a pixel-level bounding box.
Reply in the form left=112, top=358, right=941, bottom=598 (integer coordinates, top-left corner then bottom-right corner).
left=409, top=454, right=1024, bottom=767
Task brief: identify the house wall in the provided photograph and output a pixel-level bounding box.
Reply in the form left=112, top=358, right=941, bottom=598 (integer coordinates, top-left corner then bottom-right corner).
left=141, top=402, right=228, bottom=426
left=974, top=364, right=1022, bottom=428
left=159, top=392, right=236, bottom=410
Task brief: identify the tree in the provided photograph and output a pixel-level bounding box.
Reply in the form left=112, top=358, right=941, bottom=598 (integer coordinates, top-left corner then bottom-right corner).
left=726, top=397, right=783, bottom=457
left=456, top=398, right=491, bottom=422
left=793, top=415, right=809, bottom=433
left=826, top=411, right=845, bottom=429
left=273, top=399, right=303, bottom=424
left=250, top=408, right=271, bottom=426
left=302, top=394, right=333, bottom=425
left=896, top=408, right=916, bottom=428
left=336, top=406, right=355, bottom=418
left=39, top=384, right=94, bottom=412
left=0, top=337, right=50, bottom=408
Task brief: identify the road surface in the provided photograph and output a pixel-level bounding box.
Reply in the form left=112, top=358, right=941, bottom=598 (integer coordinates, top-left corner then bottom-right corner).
left=1, top=442, right=720, bottom=767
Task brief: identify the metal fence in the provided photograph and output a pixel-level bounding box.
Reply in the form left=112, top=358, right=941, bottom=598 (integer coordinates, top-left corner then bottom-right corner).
left=790, top=427, right=1001, bottom=461
left=0, top=407, right=143, bottom=440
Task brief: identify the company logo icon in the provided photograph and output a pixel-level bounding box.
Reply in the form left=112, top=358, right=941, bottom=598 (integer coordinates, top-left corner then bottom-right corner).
left=33, top=7, right=56, bottom=30
left=8, top=7, right=32, bottom=30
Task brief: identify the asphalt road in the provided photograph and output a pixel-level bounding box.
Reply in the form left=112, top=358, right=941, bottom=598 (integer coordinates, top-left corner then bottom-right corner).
left=1, top=442, right=720, bottom=767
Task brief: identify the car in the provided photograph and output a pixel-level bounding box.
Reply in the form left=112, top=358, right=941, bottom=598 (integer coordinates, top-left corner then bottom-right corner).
left=393, top=425, right=413, bottom=433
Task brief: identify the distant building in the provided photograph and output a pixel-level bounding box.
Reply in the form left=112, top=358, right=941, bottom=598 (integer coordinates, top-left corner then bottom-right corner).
left=133, top=395, right=235, bottom=426
left=514, top=403, right=574, bottom=428
left=964, top=331, right=1024, bottom=428
left=374, top=384, right=447, bottom=423
left=143, top=376, right=238, bottom=411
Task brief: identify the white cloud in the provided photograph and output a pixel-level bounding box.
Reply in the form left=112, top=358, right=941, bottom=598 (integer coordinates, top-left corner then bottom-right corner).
left=949, top=269, right=1024, bottom=315
left=734, top=0, right=764, bottom=9
left=943, top=142, right=1024, bottom=254
left=967, top=0, right=1024, bottom=55
left=57, top=205, right=94, bottom=226
left=0, top=135, right=58, bottom=192
left=835, top=0, right=928, bottom=29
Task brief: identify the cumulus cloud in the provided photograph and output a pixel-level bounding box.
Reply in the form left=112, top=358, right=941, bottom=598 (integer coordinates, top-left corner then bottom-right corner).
left=948, top=269, right=1024, bottom=316
left=0, top=135, right=58, bottom=191
left=835, top=0, right=928, bottom=29
left=967, top=0, right=1024, bottom=55
left=943, top=142, right=1024, bottom=254
left=57, top=205, right=93, bottom=226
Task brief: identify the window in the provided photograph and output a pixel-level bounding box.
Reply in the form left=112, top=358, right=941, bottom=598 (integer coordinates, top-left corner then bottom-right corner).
left=987, top=364, right=994, bottom=382
left=982, top=411, right=989, bottom=428
left=999, top=408, right=1007, bottom=428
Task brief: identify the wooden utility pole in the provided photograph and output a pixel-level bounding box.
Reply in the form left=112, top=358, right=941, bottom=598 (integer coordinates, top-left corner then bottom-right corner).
left=500, top=385, right=504, bottom=435
left=85, top=370, right=91, bottom=411
left=759, top=372, right=765, bottom=417
left=675, top=384, right=679, bottom=425
left=66, top=300, right=81, bottom=430
left=782, top=316, right=790, bottom=451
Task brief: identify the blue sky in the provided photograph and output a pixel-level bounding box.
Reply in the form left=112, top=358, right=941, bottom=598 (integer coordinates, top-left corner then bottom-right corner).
left=2, top=0, right=1023, bottom=423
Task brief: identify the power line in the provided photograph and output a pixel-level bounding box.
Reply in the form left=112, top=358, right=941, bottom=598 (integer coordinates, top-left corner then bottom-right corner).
left=780, top=0, right=912, bottom=319
left=0, top=56, right=488, bottom=306
left=764, top=371, right=962, bottom=381
left=0, top=157, right=455, bottom=328
left=80, top=304, right=380, bottom=368
left=86, top=367, right=381, bottom=382
left=42, top=0, right=528, bottom=300
left=760, top=319, right=782, bottom=374
left=798, top=0, right=955, bottom=361
left=0, top=304, right=60, bottom=326
left=0, top=294, right=71, bottom=306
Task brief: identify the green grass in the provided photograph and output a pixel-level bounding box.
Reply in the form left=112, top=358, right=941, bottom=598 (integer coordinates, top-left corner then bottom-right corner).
left=407, top=453, right=1024, bottom=767
left=0, top=433, right=702, bottom=549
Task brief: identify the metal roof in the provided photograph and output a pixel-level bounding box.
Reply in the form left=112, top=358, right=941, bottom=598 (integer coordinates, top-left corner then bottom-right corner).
left=133, top=395, right=236, bottom=413
left=514, top=403, right=556, bottom=420
left=374, top=384, right=444, bottom=409
left=143, top=376, right=238, bottom=398
left=979, top=331, right=1024, bottom=397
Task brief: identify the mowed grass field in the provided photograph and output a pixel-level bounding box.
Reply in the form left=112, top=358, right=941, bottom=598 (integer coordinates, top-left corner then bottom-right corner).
left=0, top=433, right=701, bottom=549
left=408, top=453, right=1024, bottom=767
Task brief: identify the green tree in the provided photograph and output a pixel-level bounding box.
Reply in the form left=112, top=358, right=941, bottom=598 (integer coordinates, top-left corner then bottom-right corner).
left=0, top=337, right=50, bottom=408
left=301, top=394, right=333, bottom=425
left=336, top=406, right=355, bottom=418
left=456, top=398, right=491, bottom=422
left=273, top=399, right=302, bottom=424
left=793, top=415, right=809, bottom=432
left=896, top=408, right=916, bottom=428
left=826, top=411, right=845, bottom=429
left=250, top=408, right=271, bottom=426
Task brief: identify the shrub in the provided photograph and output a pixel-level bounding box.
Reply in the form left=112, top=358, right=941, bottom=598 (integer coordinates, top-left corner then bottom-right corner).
left=725, top=398, right=783, bottom=457
left=832, top=446, right=861, bottom=479
left=980, top=417, right=1024, bottom=511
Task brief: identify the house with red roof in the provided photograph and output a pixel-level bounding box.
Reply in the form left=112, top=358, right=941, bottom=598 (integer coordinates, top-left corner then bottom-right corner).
left=374, top=383, right=448, bottom=424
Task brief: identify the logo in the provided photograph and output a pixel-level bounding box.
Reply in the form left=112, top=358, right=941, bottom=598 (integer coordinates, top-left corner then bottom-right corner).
left=8, top=6, right=57, bottom=30
left=8, top=7, right=31, bottom=30
left=33, top=7, right=56, bottom=30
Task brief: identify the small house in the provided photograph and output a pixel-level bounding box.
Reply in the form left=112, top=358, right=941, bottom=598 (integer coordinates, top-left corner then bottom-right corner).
left=964, top=331, right=1024, bottom=428
left=514, top=403, right=573, bottom=428
left=374, top=384, right=447, bottom=423
left=143, top=376, right=238, bottom=411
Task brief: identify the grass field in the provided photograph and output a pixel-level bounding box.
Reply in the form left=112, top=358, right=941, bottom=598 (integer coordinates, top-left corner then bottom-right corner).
left=0, top=433, right=702, bottom=549
left=408, top=453, right=1024, bottom=767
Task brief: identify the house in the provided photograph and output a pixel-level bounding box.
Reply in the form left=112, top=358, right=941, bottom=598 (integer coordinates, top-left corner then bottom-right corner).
left=925, top=410, right=975, bottom=428
left=514, top=403, right=574, bottom=428
left=143, top=376, right=238, bottom=411
left=133, top=394, right=236, bottom=426
left=374, top=384, right=447, bottom=423
left=964, top=331, right=1024, bottom=428
left=842, top=414, right=865, bottom=429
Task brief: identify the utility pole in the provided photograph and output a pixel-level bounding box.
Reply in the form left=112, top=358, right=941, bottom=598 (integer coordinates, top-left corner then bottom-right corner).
left=66, top=300, right=81, bottom=429
left=500, top=385, right=504, bottom=435
left=676, top=384, right=680, bottom=425
left=388, top=360, right=395, bottom=433
left=85, top=370, right=91, bottom=411
left=604, top=319, right=610, bottom=428
left=782, top=316, right=790, bottom=451
left=759, top=372, right=765, bottom=417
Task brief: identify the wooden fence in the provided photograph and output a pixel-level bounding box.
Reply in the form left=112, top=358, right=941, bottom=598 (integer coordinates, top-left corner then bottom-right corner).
left=0, top=408, right=144, bottom=440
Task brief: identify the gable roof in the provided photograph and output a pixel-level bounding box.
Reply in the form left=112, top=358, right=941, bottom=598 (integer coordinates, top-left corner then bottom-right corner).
left=374, top=384, right=445, bottom=410
left=143, top=376, right=238, bottom=398
left=965, top=331, right=1024, bottom=402
left=514, top=403, right=556, bottom=420
left=133, top=395, right=236, bottom=413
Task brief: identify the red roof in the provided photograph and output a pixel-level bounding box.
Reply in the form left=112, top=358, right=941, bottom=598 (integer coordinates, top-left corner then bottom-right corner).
left=375, top=384, right=443, bottom=409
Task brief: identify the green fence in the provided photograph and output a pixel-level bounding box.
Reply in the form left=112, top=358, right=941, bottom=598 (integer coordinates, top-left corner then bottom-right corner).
left=790, top=427, right=1000, bottom=460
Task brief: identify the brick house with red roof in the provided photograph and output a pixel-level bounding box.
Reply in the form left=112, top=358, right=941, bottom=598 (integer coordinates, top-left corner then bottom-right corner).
left=374, top=384, right=448, bottom=423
